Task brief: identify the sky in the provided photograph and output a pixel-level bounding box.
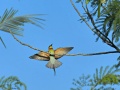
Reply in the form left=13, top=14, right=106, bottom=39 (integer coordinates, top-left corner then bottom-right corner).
left=0, top=0, right=120, bottom=90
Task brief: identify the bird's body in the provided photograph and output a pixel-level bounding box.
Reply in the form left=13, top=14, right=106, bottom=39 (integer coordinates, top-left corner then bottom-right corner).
left=46, top=55, right=62, bottom=75
left=29, top=44, right=73, bottom=75
left=47, top=44, right=62, bottom=67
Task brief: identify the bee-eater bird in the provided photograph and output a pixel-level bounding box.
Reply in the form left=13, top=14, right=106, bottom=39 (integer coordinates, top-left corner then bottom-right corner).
left=29, top=44, right=73, bottom=75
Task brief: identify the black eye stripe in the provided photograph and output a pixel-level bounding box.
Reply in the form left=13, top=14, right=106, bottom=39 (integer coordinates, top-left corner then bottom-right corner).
left=50, top=54, right=55, bottom=56
left=35, top=54, right=49, bottom=58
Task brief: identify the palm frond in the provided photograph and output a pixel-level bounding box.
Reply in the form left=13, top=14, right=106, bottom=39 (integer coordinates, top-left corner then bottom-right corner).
left=93, top=73, right=96, bottom=83
left=95, top=0, right=120, bottom=42
left=102, top=65, right=109, bottom=77
left=92, top=65, right=120, bottom=85
left=71, top=65, right=120, bottom=89
left=107, top=65, right=115, bottom=74
left=111, top=69, right=120, bottom=74
left=95, top=68, right=99, bottom=80
left=97, top=0, right=101, bottom=18
left=76, top=0, right=82, bottom=3
left=0, top=36, right=6, bottom=48
left=0, top=76, right=26, bottom=90
left=0, top=8, right=45, bottom=36
left=99, top=66, right=103, bottom=79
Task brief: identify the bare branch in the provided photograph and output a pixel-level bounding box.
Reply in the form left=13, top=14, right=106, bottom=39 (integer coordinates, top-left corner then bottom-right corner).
left=7, top=26, right=120, bottom=57
left=70, top=0, right=94, bottom=32
left=9, top=31, right=120, bottom=56
left=9, top=30, right=43, bottom=52
left=9, top=32, right=120, bottom=56
left=66, top=50, right=119, bottom=56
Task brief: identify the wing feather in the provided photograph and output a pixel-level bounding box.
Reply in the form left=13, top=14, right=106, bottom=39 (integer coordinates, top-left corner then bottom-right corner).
left=29, top=51, right=50, bottom=61
left=55, top=47, right=73, bottom=59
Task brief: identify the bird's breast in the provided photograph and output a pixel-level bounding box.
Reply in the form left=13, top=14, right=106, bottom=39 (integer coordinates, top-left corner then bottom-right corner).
left=49, top=56, right=56, bottom=64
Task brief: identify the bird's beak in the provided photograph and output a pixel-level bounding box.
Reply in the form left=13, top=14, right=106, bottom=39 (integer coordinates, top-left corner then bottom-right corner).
left=49, top=44, right=53, bottom=48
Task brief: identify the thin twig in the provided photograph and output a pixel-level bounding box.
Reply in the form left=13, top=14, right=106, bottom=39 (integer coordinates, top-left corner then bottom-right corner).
left=81, top=1, right=87, bottom=14
left=65, top=50, right=119, bottom=56
left=70, top=0, right=94, bottom=32
left=9, top=30, right=43, bottom=52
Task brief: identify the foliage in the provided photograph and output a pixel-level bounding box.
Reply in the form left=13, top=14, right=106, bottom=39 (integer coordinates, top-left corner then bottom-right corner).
left=0, top=5, right=45, bottom=90
left=0, top=8, right=45, bottom=47
left=70, top=0, right=120, bottom=89
left=76, top=0, right=120, bottom=43
left=71, top=65, right=120, bottom=90
left=0, top=4, right=45, bottom=90
left=95, top=0, right=120, bottom=42
left=0, top=76, right=26, bottom=90
left=0, top=36, right=6, bottom=48
left=0, top=0, right=120, bottom=90
left=0, top=8, right=44, bottom=36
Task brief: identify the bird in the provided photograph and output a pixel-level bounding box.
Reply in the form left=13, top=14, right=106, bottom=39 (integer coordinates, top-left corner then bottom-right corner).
left=29, top=44, right=74, bottom=75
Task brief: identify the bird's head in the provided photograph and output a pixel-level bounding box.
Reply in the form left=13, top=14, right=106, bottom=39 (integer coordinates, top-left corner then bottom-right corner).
left=49, top=44, right=53, bottom=49
left=48, top=44, right=54, bottom=54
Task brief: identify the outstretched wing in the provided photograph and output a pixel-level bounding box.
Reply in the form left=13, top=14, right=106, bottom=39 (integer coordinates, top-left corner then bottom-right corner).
left=55, top=47, right=73, bottom=59
left=29, top=51, right=50, bottom=61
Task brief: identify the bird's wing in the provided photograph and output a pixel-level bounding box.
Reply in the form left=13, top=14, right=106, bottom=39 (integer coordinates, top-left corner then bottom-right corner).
left=29, top=51, right=50, bottom=61
left=55, top=47, right=73, bottom=59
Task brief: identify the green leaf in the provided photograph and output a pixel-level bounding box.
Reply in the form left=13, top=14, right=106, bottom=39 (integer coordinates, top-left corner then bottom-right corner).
left=99, top=66, right=103, bottom=79
left=98, top=0, right=101, bottom=18
left=0, top=36, right=6, bottom=48
left=76, top=0, right=81, bottom=3
left=96, top=68, right=99, bottom=80
left=107, top=65, right=115, bottom=74
left=95, top=0, right=120, bottom=42
left=111, top=69, right=120, bottom=74
left=102, top=66, right=109, bottom=77
left=85, top=0, right=90, bottom=4
left=0, top=76, right=27, bottom=90
left=117, top=56, right=120, bottom=60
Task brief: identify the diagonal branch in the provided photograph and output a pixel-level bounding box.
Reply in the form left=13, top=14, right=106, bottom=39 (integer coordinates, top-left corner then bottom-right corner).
left=70, top=0, right=120, bottom=52
left=9, top=30, right=43, bottom=52
left=0, top=36, right=6, bottom=48
left=85, top=5, right=116, bottom=47
left=70, top=0, right=94, bottom=32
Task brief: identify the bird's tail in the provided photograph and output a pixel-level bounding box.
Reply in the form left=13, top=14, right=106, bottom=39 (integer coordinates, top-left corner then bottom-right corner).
left=46, top=60, right=62, bottom=69
left=46, top=60, right=62, bottom=75
left=53, top=65, right=56, bottom=76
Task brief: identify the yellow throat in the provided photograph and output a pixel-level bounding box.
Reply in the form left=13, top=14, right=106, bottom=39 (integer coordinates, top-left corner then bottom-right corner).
left=48, top=44, right=55, bottom=55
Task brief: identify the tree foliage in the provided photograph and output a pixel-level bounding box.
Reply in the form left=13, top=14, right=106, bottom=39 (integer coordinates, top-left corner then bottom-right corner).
left=76, top=0, right=120, bottom=43
left=70, top=0, right=120, bottom=89
left=1, top=0, right=120, bottom=90
left=0, top=8, right=44, bottom=48
left=0, top=5, right=44, bottom=90
left=71, top=65, right=120, bottom=90
left=0, top=76, right=26, bottom=90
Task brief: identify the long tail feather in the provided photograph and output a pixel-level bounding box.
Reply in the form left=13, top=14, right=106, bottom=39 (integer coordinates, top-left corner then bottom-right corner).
left=46, top=60, right=62, bottom=75
left=53, top=64, right=56, bottom=76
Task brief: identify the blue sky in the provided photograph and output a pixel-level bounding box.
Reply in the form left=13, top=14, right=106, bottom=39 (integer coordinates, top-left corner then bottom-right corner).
left=0, top=0, right=119, bottom=90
